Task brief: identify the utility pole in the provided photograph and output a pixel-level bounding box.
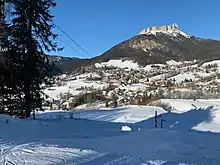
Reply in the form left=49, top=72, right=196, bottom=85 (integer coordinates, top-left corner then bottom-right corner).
left=154, top=110, right=157, bottom=128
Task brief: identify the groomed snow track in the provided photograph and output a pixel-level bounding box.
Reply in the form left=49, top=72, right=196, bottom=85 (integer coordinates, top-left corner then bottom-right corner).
left=0, top=140, right=170, bottom=165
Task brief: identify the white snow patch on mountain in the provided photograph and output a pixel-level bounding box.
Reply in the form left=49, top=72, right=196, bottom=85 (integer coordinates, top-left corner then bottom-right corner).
left=166, top=60, right=183, bottom=66
left=141, top=29, right=190, bottom=38
left=95, top=60, right=140, bottom=70
left=176, top=29, right=191, bottom=38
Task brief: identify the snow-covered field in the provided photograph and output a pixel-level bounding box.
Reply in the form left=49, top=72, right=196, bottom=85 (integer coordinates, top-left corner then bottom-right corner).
left=44, top=78, right=108, bottom=100
left=1, top=99, right=220, bottom=164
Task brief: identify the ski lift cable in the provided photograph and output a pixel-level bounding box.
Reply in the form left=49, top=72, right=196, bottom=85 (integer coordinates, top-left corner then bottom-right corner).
left=57, top=37, right=87, bottom=58
left=54, top=23, right=93, bottom=59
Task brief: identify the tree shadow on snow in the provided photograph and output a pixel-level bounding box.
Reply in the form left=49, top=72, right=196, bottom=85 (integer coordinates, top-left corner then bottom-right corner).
left=71, top=107, right=129, bottom=122
left=36, top=107, right=130, bottom=124
left=30, top=108, right=132, bottom=140
left=134, top=106, right=215, bottom=132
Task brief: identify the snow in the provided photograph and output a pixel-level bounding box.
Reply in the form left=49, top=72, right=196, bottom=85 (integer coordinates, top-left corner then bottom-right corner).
left=196, top=71, right=214, bottom=78
left=44, top=78, right=108, bottom=99
left=160, top=99, right=220, bottom=133
left=121, top=125, right=132, bottom=132
left=119, top=83, right=147, bottom=92
left=1, top=100, right=220, bottom=164
left=152, top=64, right=166, bottom=67
left=202, top=60, right=220, bottom=71
left=143, top=64, right=166, bottom=71
left=95, top=60, right=140, bottom=70
left=35, top=106, right=166, bottom=123
left=44, top=86, right=80, bottom=99
left=202, top=60, right=220, bottom=67
left=0, top=143, right=102, bottom=165
left=170, top=72, right=198, bottom=83
left=140, top=28, right=190, bottom=39
left=143, top=64, right=152, bottom=71
left=166, top=60, right=183, bottom=66
left=150, top=74, right=165, bottom=81
left=176, top=30, right=190, bottom=38
left=168, top=70, right=216, bottom=84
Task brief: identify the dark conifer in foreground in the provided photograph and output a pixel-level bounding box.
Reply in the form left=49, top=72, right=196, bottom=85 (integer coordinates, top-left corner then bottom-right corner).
left=4, top=0, right=59, bottom=118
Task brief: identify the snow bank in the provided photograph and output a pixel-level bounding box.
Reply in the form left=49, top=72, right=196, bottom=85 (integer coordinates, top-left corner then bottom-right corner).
left=121, top=125, right=132, bottom=132
left=160, top=99, right=207, bottom=113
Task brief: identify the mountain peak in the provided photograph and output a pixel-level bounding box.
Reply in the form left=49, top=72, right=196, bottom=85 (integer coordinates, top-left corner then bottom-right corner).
left=139, top=23, right=190, bottom=38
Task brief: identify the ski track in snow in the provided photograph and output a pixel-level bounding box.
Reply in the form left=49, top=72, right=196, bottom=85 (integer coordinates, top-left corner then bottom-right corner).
left=0, top=140, right=109, bottom=165
left=0, top=139, right=166, bottom=165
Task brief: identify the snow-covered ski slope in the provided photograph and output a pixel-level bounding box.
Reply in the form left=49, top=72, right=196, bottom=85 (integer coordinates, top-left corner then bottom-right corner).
left=1, top=99, right=220, bottom=164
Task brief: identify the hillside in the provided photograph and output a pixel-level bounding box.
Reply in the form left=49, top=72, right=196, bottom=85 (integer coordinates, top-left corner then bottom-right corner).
left=50, top=24, right=220, bottom=73
left=44, top=58, right=220, bottom=109
left=94, top=24, right=220, bottom=66
left=48, top=55, right=89, bottom=74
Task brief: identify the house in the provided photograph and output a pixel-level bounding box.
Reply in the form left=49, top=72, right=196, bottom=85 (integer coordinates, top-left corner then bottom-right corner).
left=50, top=100, right=61, bottom=110
left=51, top=104, right=60, bottom=110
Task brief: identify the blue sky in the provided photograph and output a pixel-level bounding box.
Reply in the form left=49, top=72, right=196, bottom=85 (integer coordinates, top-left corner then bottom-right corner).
left=52, top=0, right=220, bottom=58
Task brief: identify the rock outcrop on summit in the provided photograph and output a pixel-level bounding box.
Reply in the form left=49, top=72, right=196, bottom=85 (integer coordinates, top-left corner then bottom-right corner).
left=139, top=23, right=179, bottom=35
left=139, top=23, right=190, bottom=38
left=92, top=24, right=220, bottom=67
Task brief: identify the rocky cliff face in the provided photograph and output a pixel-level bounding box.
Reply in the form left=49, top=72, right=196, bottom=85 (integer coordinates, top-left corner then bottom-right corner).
left=139, top=23, right=179, bottom=35
left=139, top=23, right=190, bottom=38
left=122, top=35, right=167, bottom=52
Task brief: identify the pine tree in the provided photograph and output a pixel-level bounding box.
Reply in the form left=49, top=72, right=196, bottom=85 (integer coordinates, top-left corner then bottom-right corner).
left=0, top=3, right=21, bottom=115
left=6, top=0, right=59, bottom=118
